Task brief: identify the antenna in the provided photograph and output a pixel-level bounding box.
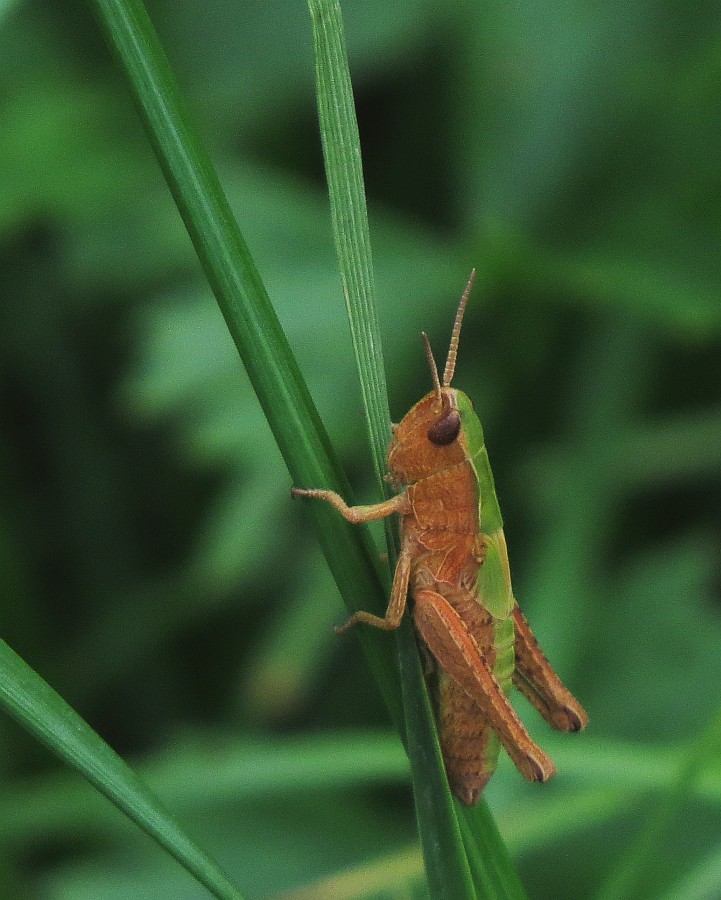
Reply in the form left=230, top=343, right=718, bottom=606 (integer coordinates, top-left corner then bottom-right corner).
left=442, top=268, right=475, bottom=387
left=421, top=332, right=442, bottom=406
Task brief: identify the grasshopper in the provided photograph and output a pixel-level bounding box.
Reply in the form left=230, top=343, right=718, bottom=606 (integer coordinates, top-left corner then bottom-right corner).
left=292, top=271, right=588, bottom=804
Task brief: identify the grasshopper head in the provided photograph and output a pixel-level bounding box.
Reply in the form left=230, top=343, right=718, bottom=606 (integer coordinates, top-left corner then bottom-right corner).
left=387, top=270, right=478, bottom=487
left=388, top=387, right=466, bottom=486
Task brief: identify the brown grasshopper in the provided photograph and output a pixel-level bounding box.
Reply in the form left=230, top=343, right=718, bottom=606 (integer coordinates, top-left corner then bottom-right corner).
left=292, top=271, right=587, bottom=804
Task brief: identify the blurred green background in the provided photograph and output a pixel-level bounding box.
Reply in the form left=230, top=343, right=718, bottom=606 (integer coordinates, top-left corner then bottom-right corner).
left=2, top=0, right=721, bottom=897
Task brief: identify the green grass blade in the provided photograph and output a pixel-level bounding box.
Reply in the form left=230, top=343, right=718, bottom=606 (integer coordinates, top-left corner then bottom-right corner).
left=395, top=619, right=475, bottom=898
left=307, top=1, right=525, bottom=896
left=461, top=805, right=529, bottom=899
left=307, top=0, right=390, bottom=496
left=308, top=1, right=472, bottom=896
left=0, top=638, right=242, bottom=900
left=84, top=0, right=403, bottom=730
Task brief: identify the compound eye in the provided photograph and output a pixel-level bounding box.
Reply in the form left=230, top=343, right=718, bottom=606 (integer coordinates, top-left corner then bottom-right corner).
left=427, top=409, right=461, bottom=445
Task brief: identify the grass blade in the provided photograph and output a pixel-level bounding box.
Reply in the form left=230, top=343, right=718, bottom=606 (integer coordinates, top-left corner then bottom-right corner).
left=84, top=0, right=403, bottom=728
left=307, top=1, right=473, bottom=896
left=460, top=805, right=528, bottom=899
left=0, top=638, right=242, bottom=899
left=307, top=0, right=390, bottom=496
left=307, top=1, right=525, bottom=896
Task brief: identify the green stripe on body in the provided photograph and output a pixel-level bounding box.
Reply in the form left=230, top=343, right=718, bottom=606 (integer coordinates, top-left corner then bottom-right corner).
left=493, top=615, right=515, bottom=693
left=456, top=391, right=513, bottom=619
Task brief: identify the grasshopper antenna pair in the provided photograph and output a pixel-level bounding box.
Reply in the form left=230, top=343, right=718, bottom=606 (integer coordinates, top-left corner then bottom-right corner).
left=422, top=267, right=475, bottom=405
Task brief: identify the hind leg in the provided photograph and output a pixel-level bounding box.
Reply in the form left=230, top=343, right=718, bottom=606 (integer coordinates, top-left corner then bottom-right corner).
left=413, top=589, right=555, bottom=784
left=512, top=604, right=589, bottom=732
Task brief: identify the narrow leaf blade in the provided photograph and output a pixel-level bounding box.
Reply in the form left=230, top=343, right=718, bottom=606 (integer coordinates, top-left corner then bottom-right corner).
left=306, top=1, right=525, bottom=897
left=0, top=638, right=242, bottom=900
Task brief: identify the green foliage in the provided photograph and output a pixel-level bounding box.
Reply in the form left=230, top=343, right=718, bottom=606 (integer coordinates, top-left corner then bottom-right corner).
left=1, top=0, right=721, bottom=897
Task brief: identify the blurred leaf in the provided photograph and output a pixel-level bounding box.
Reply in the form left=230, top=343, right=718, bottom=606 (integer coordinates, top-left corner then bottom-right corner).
left=597, top=706, right=721, bottom=900
left=275, top=843, right=424, bottom=900
left=239, top=554, right=343, bottom=722
left=0, top=732, right=410, bottom=847
left=661, top=842, right=721, bottom=900
left=587, top=534, right=721, bottom=740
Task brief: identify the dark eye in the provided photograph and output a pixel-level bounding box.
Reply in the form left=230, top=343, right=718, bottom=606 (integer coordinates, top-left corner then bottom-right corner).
left=427, top=409, right=461, bottom=445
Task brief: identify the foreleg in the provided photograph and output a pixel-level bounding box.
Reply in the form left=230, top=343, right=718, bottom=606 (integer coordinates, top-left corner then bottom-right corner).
left=291, top=486, right=412, bottom=633
left=291, top=487, right=409, bottom=524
